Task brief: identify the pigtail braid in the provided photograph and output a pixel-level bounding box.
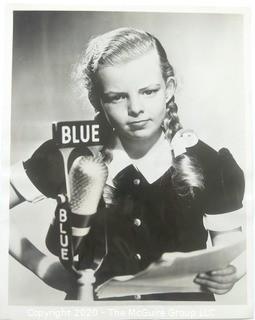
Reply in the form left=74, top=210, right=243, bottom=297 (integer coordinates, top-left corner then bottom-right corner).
left=163, top=97, right=204, bottom=198
left=163, top=97, right=183, bottom=140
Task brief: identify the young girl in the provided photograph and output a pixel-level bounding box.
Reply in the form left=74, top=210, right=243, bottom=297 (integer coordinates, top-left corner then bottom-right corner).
left=10, top=27, right=245, bottom=301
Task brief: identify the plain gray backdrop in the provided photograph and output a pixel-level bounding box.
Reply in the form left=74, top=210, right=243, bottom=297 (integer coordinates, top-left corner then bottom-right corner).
left=9, top=11, right=248, bottom=305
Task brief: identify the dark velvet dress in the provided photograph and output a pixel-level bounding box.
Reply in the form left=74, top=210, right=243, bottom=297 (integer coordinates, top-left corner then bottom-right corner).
left=23, top=139, right=245, bottom=301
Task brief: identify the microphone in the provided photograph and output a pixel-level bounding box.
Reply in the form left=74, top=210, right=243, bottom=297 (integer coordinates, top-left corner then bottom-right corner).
left=68, top=154, right=108, bottom=253
left=46, top=152, right=108, bottom=255
left=45, top=120, right=108, bottom=300
left=67, top=154, right=108, bottom=301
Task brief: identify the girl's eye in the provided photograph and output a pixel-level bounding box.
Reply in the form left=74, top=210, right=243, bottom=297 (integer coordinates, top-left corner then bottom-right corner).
left=104, top=94, right=126, bottom=103
left=142, top=89, right=159, bottom=96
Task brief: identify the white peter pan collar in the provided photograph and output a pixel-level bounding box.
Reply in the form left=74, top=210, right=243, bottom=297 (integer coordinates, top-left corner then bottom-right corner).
left=105, top=129, right=199, bottom=187
left=106, top=133, right=172, bottom=186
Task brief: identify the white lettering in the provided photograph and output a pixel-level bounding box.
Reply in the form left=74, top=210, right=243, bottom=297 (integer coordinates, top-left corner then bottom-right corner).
left=61, top=248, right=69, bottom=260
left=60, top=123, right=101, bottom=145
left=61, top=126, right=71, bottom=144
left=72, top=126, right=79, bottom=143
left=60, top=234, right=68, bottom=247
left=80, top=125, right=90, bottom=143
left=92, top=124, right=100, bottom=142
left=59, top=208, right=67, bottom=223
left=60, top=223, right=66, bottom=234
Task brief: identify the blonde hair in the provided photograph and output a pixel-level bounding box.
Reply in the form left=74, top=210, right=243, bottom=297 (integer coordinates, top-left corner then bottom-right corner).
left=74, top=27, right=204, bottom=197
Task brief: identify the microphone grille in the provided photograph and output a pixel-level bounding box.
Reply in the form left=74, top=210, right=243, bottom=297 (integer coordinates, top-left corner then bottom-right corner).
left=69, top=155, right=108, bottom=214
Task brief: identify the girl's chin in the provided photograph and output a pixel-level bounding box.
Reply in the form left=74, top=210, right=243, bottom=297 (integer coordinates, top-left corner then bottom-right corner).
left=120, top=128, right=162, bottom=141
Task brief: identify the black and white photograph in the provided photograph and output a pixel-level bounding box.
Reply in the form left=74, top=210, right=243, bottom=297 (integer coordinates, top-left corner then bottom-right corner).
left=0, top=4, right=253, bottom=320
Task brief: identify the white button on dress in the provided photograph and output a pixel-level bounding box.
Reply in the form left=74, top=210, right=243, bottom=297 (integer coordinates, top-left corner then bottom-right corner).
left=135, top=253, right=141, bottom=260
left=133, top=178, right=141, bottom=186
left=134, top=218, right=141, bottom=227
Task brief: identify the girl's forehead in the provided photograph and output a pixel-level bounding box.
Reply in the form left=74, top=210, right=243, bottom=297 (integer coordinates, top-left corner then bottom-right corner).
left=97, top=50, right=164, bottom=90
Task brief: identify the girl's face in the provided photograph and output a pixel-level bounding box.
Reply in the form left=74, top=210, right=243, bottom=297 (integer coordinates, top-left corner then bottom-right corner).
left=97, top=49, right=175, bottom=143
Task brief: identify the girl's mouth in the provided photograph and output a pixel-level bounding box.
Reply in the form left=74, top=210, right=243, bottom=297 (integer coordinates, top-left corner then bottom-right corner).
left=128, top=119, right=150, bottom=129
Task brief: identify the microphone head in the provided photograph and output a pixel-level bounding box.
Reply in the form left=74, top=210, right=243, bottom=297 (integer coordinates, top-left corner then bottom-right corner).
left=69, top=154, right=108, bottom=215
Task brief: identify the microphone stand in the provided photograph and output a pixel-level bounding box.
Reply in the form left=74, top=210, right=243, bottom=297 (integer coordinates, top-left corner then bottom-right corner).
left=51, top=121, right=108, bottom=302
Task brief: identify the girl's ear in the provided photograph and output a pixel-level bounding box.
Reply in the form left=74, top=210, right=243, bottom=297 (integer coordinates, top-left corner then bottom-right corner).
left=165, top=77, right=176, bottom=103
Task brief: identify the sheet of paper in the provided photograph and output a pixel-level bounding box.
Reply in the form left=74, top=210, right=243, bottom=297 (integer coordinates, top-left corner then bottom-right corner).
left=96, top=239, right=245, bottom=299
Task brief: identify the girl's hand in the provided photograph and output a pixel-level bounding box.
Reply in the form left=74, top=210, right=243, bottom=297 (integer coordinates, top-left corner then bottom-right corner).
left=194, top=265, right=239, bottom=295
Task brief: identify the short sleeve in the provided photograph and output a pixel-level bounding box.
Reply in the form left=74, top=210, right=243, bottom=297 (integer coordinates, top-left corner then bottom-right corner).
left=23, top=140, right=66, bottom=198
left=21, top=140, right=93, bottom=199
left=207, top=148, right=244, bottom=214
left=188, top=141, right=245, bottom=215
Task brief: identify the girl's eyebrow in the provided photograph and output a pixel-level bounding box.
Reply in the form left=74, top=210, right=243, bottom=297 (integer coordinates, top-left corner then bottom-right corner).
left=139, top=83, right=161, bottom=91
left=103, top=91, right=125, bottom=96
left=103, top=84, right=161, bottom=95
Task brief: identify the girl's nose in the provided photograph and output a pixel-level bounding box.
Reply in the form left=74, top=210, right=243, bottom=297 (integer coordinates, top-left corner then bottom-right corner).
left=127, top=95, right=144, bottom=116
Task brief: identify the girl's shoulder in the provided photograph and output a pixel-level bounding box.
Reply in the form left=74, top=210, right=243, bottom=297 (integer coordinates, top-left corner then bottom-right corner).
left=185, top=138, right=245, bottom=215
left=186, top=138, right=243, bottom=177
left=172, top=129, right=242, bottom=174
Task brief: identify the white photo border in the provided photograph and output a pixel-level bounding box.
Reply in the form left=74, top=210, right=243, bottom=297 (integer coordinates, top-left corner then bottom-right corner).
left=0, top=1, right=254, bottom=319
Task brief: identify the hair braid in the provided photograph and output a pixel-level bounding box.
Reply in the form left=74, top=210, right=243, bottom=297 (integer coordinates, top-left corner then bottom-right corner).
left=163, top=97, right=204, bottom=198
left=163, top=96, right=183, bottom=141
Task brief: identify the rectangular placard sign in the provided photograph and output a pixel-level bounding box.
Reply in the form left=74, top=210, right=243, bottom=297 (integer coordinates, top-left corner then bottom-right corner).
left=52, top=120, right=103, bottom=147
